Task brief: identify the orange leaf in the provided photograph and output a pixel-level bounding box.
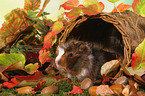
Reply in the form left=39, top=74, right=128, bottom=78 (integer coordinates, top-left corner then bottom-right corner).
left=112, top=3, right=132, bottom=12
left=60, top=0, right=79, bottom=10
left=39, top=48, right=52, bottom=64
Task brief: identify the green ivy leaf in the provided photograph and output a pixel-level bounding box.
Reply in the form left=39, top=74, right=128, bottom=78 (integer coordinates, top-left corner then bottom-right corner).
left=132, top=0, right=145, bottom=17
left=131, top=39, right=145, bottom=70
left=108, top=0, right=120, bottom=3
left=24, top=0, right=41, bottom=11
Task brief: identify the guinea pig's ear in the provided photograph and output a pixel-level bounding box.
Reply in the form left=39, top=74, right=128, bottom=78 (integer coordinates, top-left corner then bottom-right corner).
left=78, top=42, right=91, bottom=54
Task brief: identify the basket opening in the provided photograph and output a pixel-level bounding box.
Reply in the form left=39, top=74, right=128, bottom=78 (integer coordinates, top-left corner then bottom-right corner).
left=66, top=17, right=124, bottom=58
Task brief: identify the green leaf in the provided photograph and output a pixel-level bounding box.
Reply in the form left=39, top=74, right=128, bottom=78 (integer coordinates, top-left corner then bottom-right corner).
left=131, top=39, right=145, bottom=70
left=27, top=10, right=38, bottom=20
left=82, top=2, right=104, bottom=15
left=141, top=62, right=145, bottom=69
left=108, top=0, right=120, bottom=3
left=24, top=0, right=41, bottom=11
left=132, top=0, right=145, bottom=17
left=126, top=67, right=145, bottom=76
left=83, top=0, right=99, bottom=7
left=0, top=53, right=26, bottom=66
left=24, top=63, right=39, bottom=74
left=64, top=7, right=81, bottom=19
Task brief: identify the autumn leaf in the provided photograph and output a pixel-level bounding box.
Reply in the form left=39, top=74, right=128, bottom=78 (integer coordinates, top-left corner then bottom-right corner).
left=17, top=86, right=33, bottom=94
left=37, top=0, right=50, bottom=17
left=132, top=0, right=145, bottom=17
left=39, top=48, right=52, bottom=64
left=4, top=61, right=25, bottom=72
left=24, top=0, right=41, bottom=11
left=43, top=21, right=64, bottom=49
left=102, top=74, right=110, bottom=84
left=26, top=10, right=38, bottom=20
left=33, top=21, right=50, bottom=35
left=14, top=71, right=46, bottom=81
left=60, top=0, right=79, bottom=10
left=3, top=78, right=21, bottom=88
left=108, top=0, right=120, bottom=3
left=83, top=0, right=99, bottom=7
left=66, top=85, right=83, bottom=94
left=0, top=53, right=25, bottom=67
left=24, top=63, right=39, bottom=74
left=34, top=80, right=46, bottom=91
left=131, top=39, right=145, bottom=70
left=0, top=72, right=8, bottom=81
left=112, top=3, right=132, bottom=12
left=0, top=8, right=30, bottom=49
left=64, top=7, right=82, bottom=19
left=82, top=2, right=104, bottom=15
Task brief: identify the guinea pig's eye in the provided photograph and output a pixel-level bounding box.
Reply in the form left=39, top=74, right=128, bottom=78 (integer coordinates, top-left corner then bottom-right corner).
left=67, top=53, right=73, bottom=57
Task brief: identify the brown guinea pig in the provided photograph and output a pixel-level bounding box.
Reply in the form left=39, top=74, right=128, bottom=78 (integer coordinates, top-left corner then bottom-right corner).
left=54, top=40, right=117, bottom=81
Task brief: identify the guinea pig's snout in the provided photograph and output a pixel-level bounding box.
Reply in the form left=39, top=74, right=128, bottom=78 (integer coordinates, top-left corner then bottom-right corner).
left=55, top=46, right=65, bottom=69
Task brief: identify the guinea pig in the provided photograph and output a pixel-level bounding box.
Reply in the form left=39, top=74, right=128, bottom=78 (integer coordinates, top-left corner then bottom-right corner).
left=54, top=40, right=117, bottom=81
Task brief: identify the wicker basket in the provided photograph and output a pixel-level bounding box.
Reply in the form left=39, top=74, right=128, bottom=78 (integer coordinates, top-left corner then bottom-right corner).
left=59, top=11, right=145, bottom=66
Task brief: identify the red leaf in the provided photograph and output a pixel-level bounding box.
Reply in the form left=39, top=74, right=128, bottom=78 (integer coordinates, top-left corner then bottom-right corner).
left=14, top=71, right=46, bottom=81
left=3, top=78, right=21, bottom=88
left=43, top=21, right=64, bottom=49
left=102, top=74, right=110, bottom=84
left=60, top=0, right=79, bottom=10
left=66, top=85, right=83, bottom=94
left=82, top=2, right=104, bottom=15
left=24, top=51, right=39, bottom=64
left=34, top=80, right=46, bottom=91
left=112, top=3, right=132, bottom=12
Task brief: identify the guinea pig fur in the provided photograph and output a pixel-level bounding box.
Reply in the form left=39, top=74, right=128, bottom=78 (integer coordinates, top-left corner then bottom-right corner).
left=54, top=40, right=117, bottom=81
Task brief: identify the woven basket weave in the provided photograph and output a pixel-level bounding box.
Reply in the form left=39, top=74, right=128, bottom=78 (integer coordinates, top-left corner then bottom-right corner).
left=59, top=11, right=145, bottom=66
